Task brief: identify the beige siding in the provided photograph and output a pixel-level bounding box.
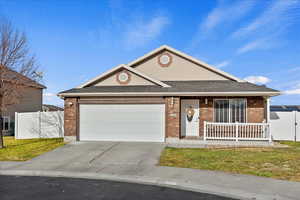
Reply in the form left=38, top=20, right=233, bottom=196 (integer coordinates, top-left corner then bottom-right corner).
left=92, top=70, right=155, bottom=86
left=3, top=86, right=43, bottom=122
left=133, top=50, right=229, bottom=81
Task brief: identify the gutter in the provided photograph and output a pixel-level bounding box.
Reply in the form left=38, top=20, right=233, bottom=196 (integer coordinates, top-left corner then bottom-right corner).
left=58, top=91, right=281, bottom=98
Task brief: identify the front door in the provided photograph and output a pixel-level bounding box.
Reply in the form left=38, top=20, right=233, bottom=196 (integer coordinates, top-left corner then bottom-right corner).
left=181, top=99, right=199, bottom=137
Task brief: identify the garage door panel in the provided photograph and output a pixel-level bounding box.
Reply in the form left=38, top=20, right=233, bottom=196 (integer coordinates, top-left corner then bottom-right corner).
left=79, top=104, right=165, bottom=142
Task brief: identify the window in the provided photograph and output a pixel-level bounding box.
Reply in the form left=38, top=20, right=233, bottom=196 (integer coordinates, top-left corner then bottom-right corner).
left=214, top=99, right=246, bottom=123
left=2, top=116, right=10, bottom=131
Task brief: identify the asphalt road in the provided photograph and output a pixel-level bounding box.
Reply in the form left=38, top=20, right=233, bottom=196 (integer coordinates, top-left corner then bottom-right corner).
left=0, top=175, right=236, bottom=200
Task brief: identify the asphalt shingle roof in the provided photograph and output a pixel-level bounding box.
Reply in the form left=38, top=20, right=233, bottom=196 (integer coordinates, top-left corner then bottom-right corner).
left=59, top=80, right=279, bottom=95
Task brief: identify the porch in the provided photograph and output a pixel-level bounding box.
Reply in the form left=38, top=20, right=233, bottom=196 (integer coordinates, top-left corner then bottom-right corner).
left=166, top=96, right=272, bottom=144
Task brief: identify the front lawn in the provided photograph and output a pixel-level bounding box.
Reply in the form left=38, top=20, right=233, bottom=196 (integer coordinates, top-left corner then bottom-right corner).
left=160, top=142, right=300, bottom=181
left=0, top=136, right=65, bottom=161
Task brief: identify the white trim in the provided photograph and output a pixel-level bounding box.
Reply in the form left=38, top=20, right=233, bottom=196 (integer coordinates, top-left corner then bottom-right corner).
left=266, top=97, right=270, bottom=122
left=77, top=64, right=171, bottom=88
left=128, top=45, right=244, bottom=82
left=58, top=91, right=280, bottom=98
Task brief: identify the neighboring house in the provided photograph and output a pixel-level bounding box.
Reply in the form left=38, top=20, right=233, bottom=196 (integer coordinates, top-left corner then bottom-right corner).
left=270, top=105, right=300, bottom=112
left=1, top=69, right=46, bottom=135
left=42, top=104, right=64, bottom=112
left=59, top=45, right=280, bottom=142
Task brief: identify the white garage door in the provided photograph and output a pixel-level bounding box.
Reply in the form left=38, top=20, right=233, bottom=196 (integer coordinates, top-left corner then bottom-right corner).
left=79, top=104, right=165, bottom=142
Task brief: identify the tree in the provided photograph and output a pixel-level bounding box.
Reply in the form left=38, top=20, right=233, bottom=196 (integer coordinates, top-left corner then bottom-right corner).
left=0, top=19, right=42, bottom=148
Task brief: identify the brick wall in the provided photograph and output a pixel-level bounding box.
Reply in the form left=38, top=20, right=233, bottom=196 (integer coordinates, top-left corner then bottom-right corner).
left=199, top=97, right=214, bottom=137
left=198, top=96, right=266, bottom=136
left=165, top=97, right=180, bottom=138
left=247, top=96, right=266, bottom=123
left=64, top=97, right=78, bottom=138
left=63, top=96, right=266, bottom=140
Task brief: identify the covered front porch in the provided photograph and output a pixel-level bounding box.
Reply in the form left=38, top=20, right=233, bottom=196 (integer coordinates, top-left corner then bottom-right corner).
left=165, top=96, right=272, bottom=144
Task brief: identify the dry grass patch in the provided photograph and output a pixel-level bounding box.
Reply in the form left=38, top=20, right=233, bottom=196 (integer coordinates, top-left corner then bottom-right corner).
left=160, top=142, right=300, bottom=181
left=0, top=136, right=65, bottom=161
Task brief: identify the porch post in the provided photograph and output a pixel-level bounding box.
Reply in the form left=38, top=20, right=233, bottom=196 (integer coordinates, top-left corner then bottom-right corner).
left=235, top=122, right=239, bottom=142
left=269, top=123, right=272, bottom=143
left=203, top=121, right=207, bottom=141
left=266, top=97, right=270, bottom=122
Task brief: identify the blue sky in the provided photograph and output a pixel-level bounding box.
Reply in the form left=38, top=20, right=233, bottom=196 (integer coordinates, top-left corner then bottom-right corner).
left=1, top=0, right=300, bottom=106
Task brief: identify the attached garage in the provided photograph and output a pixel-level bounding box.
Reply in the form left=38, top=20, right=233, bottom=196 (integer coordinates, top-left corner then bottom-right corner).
left=79, top=104, right=165, bottom=142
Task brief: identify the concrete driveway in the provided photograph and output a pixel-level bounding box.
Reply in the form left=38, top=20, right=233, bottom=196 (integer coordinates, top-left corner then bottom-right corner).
left=5, top=141, right=165, bottom=175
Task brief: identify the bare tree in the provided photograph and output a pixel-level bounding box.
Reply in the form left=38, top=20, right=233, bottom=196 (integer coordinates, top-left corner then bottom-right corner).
left=0, top=20, right=42, bottom=148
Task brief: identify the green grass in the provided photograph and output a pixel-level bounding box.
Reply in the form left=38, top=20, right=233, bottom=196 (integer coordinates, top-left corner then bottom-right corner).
left=0, top=136, right=65, bottom=161
left=160, top=142, right=300, bottom=182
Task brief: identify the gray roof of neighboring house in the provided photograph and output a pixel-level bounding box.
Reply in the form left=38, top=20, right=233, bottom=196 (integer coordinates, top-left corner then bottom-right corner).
left=59, top=80, right=279, bottom=96
left=3, top=67, right=46, bottom=89
left=270, top=105, right=300, bottom=112
left=42, top=104, right=64, bottom=111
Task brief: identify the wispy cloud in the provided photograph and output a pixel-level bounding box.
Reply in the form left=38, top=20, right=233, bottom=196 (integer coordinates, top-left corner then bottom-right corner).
left=234, top=0, right=300, bottom=54
left=214, top=60, right=230, bottom=68
left=187, top=0, right=255, bottom=50
left=283, top=82, right=300, bottom=94
left=285, top=88, right=300, bottom=95
left=200, top=0, right=255, bottom=33
left=43, top=93, right=56, bottom=97
left=43, top=92, right=63, bottom=106
left=123, top=15, right=170, bottom=49
left=236, top=38, right=274, bottom=54
left=244, top=76, right=271, bottom=84
left=232, top=0, right=300, bottom=38
left=288, top=67, right=300, bottom=72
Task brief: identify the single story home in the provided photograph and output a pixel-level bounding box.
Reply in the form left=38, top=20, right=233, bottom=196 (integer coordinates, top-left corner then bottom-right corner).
left=58, top=45, right=280, bottom=142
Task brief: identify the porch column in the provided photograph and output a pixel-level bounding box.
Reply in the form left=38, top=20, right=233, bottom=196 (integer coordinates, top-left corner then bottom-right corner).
left=64, top=97, right=79, bottom=141
left=266, top=97, right=270, bottom=123
left=165, top=97, right=180, bottom=139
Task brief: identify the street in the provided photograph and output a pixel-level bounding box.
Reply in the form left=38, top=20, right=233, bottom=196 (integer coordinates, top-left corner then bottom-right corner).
left=0, top=175, right=235, bottom=200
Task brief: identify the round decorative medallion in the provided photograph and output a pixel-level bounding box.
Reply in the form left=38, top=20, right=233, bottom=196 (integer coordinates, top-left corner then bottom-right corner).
left=158, top=52, right=172, bottom=67
left=116, top=71, right=131, bottom=84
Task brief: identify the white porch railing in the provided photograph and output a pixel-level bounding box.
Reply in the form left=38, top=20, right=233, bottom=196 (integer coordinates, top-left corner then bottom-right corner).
left=204, top=121, right=272, bottom=142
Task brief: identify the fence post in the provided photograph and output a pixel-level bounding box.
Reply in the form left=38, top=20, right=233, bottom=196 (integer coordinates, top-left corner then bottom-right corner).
left=235, top=122, right=239, bottom=142
left=15, top=112, right=18, bottom=139
left=204, top=121, right=207, bottom=141
left=268, top=123, right=272, bottom=143
left=38, top=111, right=41, bottom=138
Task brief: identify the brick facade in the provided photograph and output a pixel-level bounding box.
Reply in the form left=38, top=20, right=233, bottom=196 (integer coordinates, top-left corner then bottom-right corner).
left=199, top=97, right=214, bottom=137
left=165, top=97, right=180, bottom=138
left=247, top=96, right=266, bottom=123
left=63, top=96, right=266, bottom=140
left=64, top=97, right=78, bottom=138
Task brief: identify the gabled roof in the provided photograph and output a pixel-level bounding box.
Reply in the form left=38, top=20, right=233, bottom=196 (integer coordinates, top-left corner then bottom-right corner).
left=128, top=45, right=244, bottom=82
left=59, top=80, right=280, bottom=97
left=2, top=67, right=46, bottom=89
left=77, top=64, right=171, bottom=88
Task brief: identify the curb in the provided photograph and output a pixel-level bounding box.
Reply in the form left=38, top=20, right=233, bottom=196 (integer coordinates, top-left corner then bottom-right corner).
left=0, top=169, right=288, bottom=200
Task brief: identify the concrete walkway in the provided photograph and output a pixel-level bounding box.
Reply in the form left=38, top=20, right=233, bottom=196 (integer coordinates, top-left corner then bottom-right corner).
left=1, top=141, right=300, bottom=200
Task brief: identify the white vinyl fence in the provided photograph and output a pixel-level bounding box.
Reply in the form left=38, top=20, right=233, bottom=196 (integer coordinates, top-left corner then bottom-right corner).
left=270, top=111, right=299, bottom=141
left=15, top=111, right=64, bottom=139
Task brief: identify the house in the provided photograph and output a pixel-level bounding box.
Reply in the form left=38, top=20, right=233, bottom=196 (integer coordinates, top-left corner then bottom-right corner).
left=58, top=45, right=280, bottom=142
left=42, top=104, right=64, bottom=112
left=1, top=69, right=46, bottom=135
